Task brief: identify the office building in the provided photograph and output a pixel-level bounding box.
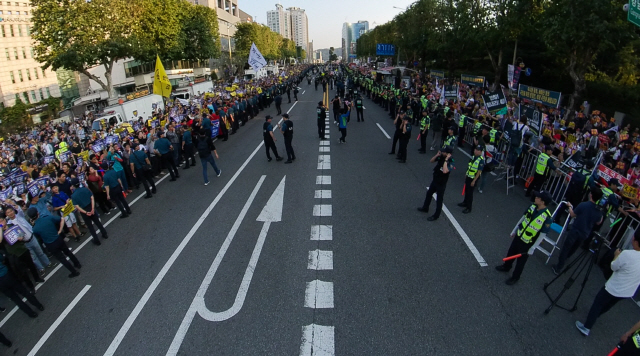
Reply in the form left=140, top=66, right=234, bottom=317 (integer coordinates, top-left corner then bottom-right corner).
left=267, top=4, right=292, bottom=40
left=342, top=21, right=369, bottom=62
left=0, top=1, right=61, bottom=107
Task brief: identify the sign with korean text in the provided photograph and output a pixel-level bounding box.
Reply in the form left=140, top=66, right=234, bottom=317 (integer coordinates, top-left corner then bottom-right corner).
left=461, top=74, right=485, bottom=87
left=629, top=0, right=640, bottom=28
left=3, top=226, right=24, bottom=245
left=482, top=91, right=507, bottom=113
left=520, top=105, right=543, bottom=136
left=430, top=70, right=445, bottom=79
left=376, top=43, right=396, bottom=56
left=518, top=84, right=561, bottom=108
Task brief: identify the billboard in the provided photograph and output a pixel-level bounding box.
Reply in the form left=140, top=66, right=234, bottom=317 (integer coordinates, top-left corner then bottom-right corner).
left=376, top=44, right=396, bottom=56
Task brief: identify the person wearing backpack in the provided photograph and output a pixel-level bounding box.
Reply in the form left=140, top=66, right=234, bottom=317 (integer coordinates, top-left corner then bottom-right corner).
left=197, top=133, right=221, bottom=186
left=508, top=116, right=529, bottom=166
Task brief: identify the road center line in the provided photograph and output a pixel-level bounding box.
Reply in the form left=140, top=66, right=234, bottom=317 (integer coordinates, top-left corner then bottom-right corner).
left=287, top=101, right=298, bottom=114
left=27, top=285, right=91, bottom=356
left=104, top=140, right=267, bottom=356
left=376, top=123, right=391, bottom=139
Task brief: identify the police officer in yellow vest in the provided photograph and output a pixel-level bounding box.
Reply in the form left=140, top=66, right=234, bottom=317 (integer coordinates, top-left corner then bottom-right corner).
left=458, top=145, right=484, bottom=214
left=526, top=145, right=557, bottom=198
left=496, top=190, right=553, bottom=285
left=458, top=114, right=467, bottom=148
left=418, top=110, right=431, bottom=154
left=54, top=141, right=69, bottom=160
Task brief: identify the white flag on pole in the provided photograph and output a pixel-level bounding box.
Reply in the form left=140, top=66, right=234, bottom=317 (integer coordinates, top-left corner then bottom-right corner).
left=439, top=85, right=445, bottom=105
left=248, top=42, right=267, bottom=70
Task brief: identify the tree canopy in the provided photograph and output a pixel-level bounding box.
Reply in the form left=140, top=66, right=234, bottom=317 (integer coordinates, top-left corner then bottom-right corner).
left=31, top=0, right=220, bottom=98
left=357, top=0, right=640, bottom=119
left=234, top=23, right=305, bottom=62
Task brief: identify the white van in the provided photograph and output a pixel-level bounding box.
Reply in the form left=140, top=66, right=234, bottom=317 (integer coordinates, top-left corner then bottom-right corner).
left=92, top=112, right=125, bottom=131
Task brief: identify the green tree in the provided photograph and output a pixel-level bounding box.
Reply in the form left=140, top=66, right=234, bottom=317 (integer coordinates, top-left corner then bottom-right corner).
left=543, top=0, right=635, bottom=120
left=296, top=46, right=306, bottom=62
left=31, top=0, right=139, bottom=99
left=0, top=99, right=30, bottom=134
left=172, top=3, right=221, bottom=62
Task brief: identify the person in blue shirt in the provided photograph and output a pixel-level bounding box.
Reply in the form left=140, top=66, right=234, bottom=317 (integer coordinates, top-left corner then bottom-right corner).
left=71, top=178, right=108, bottom=246
left=153, top=131, right=179, bottom=181
left=27, top=184, right=52, bottom=218
left=263, top=116, right=283, bottom=162
left=338, top=107, right=350, bottom=144
left=129, top=144, right=157, bottom=198
left=28, top=207, right=81, bottom=278
left=102, top=162, right=132, bottom=218
left=50, top=184, right=82, bottom=241
left=107, top=145, right=129, bottom=192
left=0, top=253, right=43, bottom=319
left=182, top=128, right=196, bottom=169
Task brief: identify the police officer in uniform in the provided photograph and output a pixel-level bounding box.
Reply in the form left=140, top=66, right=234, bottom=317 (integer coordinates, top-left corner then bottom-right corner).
left=281, top=113, right=295, bottom=164
left=458, top=145, right=485, bottom=214
left=263, top=115, right=283, bottom=162
left=389, top=111, right=405, bottom=155
left=458, top=114, right=467, bottom=148
left=525, top=145, right=556, bottom=198
left=495, top=191, right=553, bottom=285
left=317, top=101, right=327, bottom=139
left=418, top=110, right=430, bottom=154
left=442, top=126, right=458, bottom=150
left=417, top=146, right=453, bottom=221
left=397, top=115, right=412, bottom=163
left=355, top=95, right=364, bottom=122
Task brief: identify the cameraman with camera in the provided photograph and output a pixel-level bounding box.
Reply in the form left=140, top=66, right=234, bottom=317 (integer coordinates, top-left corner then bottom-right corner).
left=575, top=230, right=640, bottom=336
left=417, top=146, right=453, bottom=222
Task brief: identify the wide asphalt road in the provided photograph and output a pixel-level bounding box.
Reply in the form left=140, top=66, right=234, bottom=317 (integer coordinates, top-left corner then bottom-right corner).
left=0, top=79, right=636, bottom=356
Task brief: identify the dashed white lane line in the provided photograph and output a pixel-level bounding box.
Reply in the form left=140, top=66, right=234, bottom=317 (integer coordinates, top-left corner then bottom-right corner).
left=376, top=123, right=391, bottom=139
left=27, top=285, right=92, bottom=356
left=314, top=190, right=332, bottom=199
left=316, top=176, right=331, bottom=184
left=311, top=225, right=333, bottom=241
left=304, top=280, right=334, bottom=308
left=302, top=90, right=306, bottom=95
left=308, top=250, right=333, bottom=270
left=313, top=205, right=332, bottom=217
left=317, top=155, right=331, bottom=170
left=320, top=141, right=330, bottom=146
left=300, top=324, right=335, bottom=356
left=319, top=147, right=330, bottom=152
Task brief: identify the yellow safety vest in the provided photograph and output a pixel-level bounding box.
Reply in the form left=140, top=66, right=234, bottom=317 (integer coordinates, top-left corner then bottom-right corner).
left=420, top=116, right=430, bottom=130
left=517, top=205, right=551, bottom=243
left=489, top=129, right=498, bottom=144
left=466, top=155, right=484, bottom=179
left=535, top=153, right=550, bottom=175
left=473, top=121, right=482, bottom=135
left=442, top=135, right=456, bottom=148
left=459, top=115, right=466, bottom=128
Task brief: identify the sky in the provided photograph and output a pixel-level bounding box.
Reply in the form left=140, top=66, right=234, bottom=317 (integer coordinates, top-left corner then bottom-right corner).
left=239, top=0, right=417, bottom=49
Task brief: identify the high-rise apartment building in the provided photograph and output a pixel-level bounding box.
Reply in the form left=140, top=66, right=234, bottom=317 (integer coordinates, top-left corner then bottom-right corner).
left=267, top=4, right=292, bottom=40
left=287, top=7, right=308, bottom=52
left=186, top=0, right=241, bottom=53
left=0, top=1, right=61, bottom=107
left=342, top=21, right=369, bottom=62
left=267, top=5, right=310, bottom=54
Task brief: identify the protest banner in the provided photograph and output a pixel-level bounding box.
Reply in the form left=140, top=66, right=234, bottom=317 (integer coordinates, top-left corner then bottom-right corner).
left=430, top=70, right=445, bottom=79
left=444, top=85, right=458, bottom=99
left=3, top=226, right=24, bottom=245
left=481, top=91, right=507, bottom=113
left=461, top=74, right=485, bottom=87
left=61, top=200, right=75, bottom=217
left=518, top=84, right=562, bottom=108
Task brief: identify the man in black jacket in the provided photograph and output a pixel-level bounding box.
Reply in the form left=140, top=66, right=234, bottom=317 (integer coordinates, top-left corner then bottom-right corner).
left=196, top=133, right=222, bottom=186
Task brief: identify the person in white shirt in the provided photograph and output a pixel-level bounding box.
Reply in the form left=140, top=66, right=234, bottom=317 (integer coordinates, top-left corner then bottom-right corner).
left=576, top=232, right=640, bottom=336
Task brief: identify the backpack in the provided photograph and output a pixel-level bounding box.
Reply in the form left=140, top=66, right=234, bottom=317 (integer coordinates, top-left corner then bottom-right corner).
left=197, top=139, right=210, bottom=158
left=510, top=123, right=524, bottom=148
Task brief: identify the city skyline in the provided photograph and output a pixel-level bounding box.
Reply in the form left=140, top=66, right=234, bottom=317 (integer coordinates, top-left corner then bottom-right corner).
left=243, top=0, right=415, bottom=49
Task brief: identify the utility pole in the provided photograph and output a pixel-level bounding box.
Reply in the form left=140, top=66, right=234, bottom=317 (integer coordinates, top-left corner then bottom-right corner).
left=227, top=23, right=233, bottom=76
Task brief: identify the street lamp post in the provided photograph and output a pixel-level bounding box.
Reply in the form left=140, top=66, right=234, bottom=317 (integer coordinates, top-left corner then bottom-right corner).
left=226, top=23, right=233, bottom=76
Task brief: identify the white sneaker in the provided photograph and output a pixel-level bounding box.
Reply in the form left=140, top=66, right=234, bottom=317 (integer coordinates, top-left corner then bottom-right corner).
left=204, top=181, right=210, bottom=186
left=479, top=189, right=483, bottom=194
left=217, top=170, right=221, bottom=177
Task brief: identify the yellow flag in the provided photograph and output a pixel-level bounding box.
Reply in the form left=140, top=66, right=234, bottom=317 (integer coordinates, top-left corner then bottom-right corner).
left=153, top=55, right=172, bottom=98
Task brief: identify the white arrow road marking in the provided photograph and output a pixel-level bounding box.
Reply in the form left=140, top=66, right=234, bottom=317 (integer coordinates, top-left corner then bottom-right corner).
left=300, top=324, right=335, bottom=356
left=166, top=176, right=286, bottom=355
left=304, top=280, right=334, bottom=308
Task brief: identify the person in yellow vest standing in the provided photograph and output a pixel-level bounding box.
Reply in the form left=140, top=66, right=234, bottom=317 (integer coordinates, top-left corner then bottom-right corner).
left=458, top=114, right=467, bottom=148
left=458, top=145, right=484, bottom=214
left=496, top=191, right=553, bottom=285
left=525, top=145, right=557, bottom=199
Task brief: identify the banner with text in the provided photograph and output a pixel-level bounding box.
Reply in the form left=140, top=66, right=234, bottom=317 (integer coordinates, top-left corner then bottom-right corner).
left=519, top=105, right=543, bottom=136
left=430, top=70, right=445, bottom=79
left=481, top=91, right=507, bottom=113
left=461, top=74, right=485, bottom=87
left=518, top=84, right=561, bottom=108
left=444, top=85, right=458, bottom=99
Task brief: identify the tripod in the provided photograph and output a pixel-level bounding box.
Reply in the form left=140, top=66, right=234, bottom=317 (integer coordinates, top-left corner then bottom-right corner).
left=543, top=236, right=602, bottom=314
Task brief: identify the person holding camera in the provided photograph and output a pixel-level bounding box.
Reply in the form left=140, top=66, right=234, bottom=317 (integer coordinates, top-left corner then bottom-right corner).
left=575, top=231, right=640, bottom=336
left=417, top=146, right=453, bottom=221
left=552, top=188, right=604, bottom=274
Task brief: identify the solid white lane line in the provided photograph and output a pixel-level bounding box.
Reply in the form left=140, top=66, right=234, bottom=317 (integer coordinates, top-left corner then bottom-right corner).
left=28, top=285, right=91, bottom=356
left=0, top=173, right=171, bottom=329
left=314, top=190, right=331, bottom=199
left=434, top=193, right=488, bottom=267
left=304, top=280, right=334, bottom=308
left=300, top=324, right=335, bottom=356
left=310, top=225, right=332, bottom=241
left=315, top=176, right=331, bottom=185
left=104, top=141, right=267, bottom=356
left=166, top=176, right=269, bottom=355
left=376, top=123, right=391, bottom=139
left=313, top=205, right=332, bottom=217
left=308, top=250, right=333, bottom=270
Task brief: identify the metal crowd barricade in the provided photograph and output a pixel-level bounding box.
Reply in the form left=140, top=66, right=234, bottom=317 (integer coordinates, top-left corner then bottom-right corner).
left=516, top=146, right=571, bottom=205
